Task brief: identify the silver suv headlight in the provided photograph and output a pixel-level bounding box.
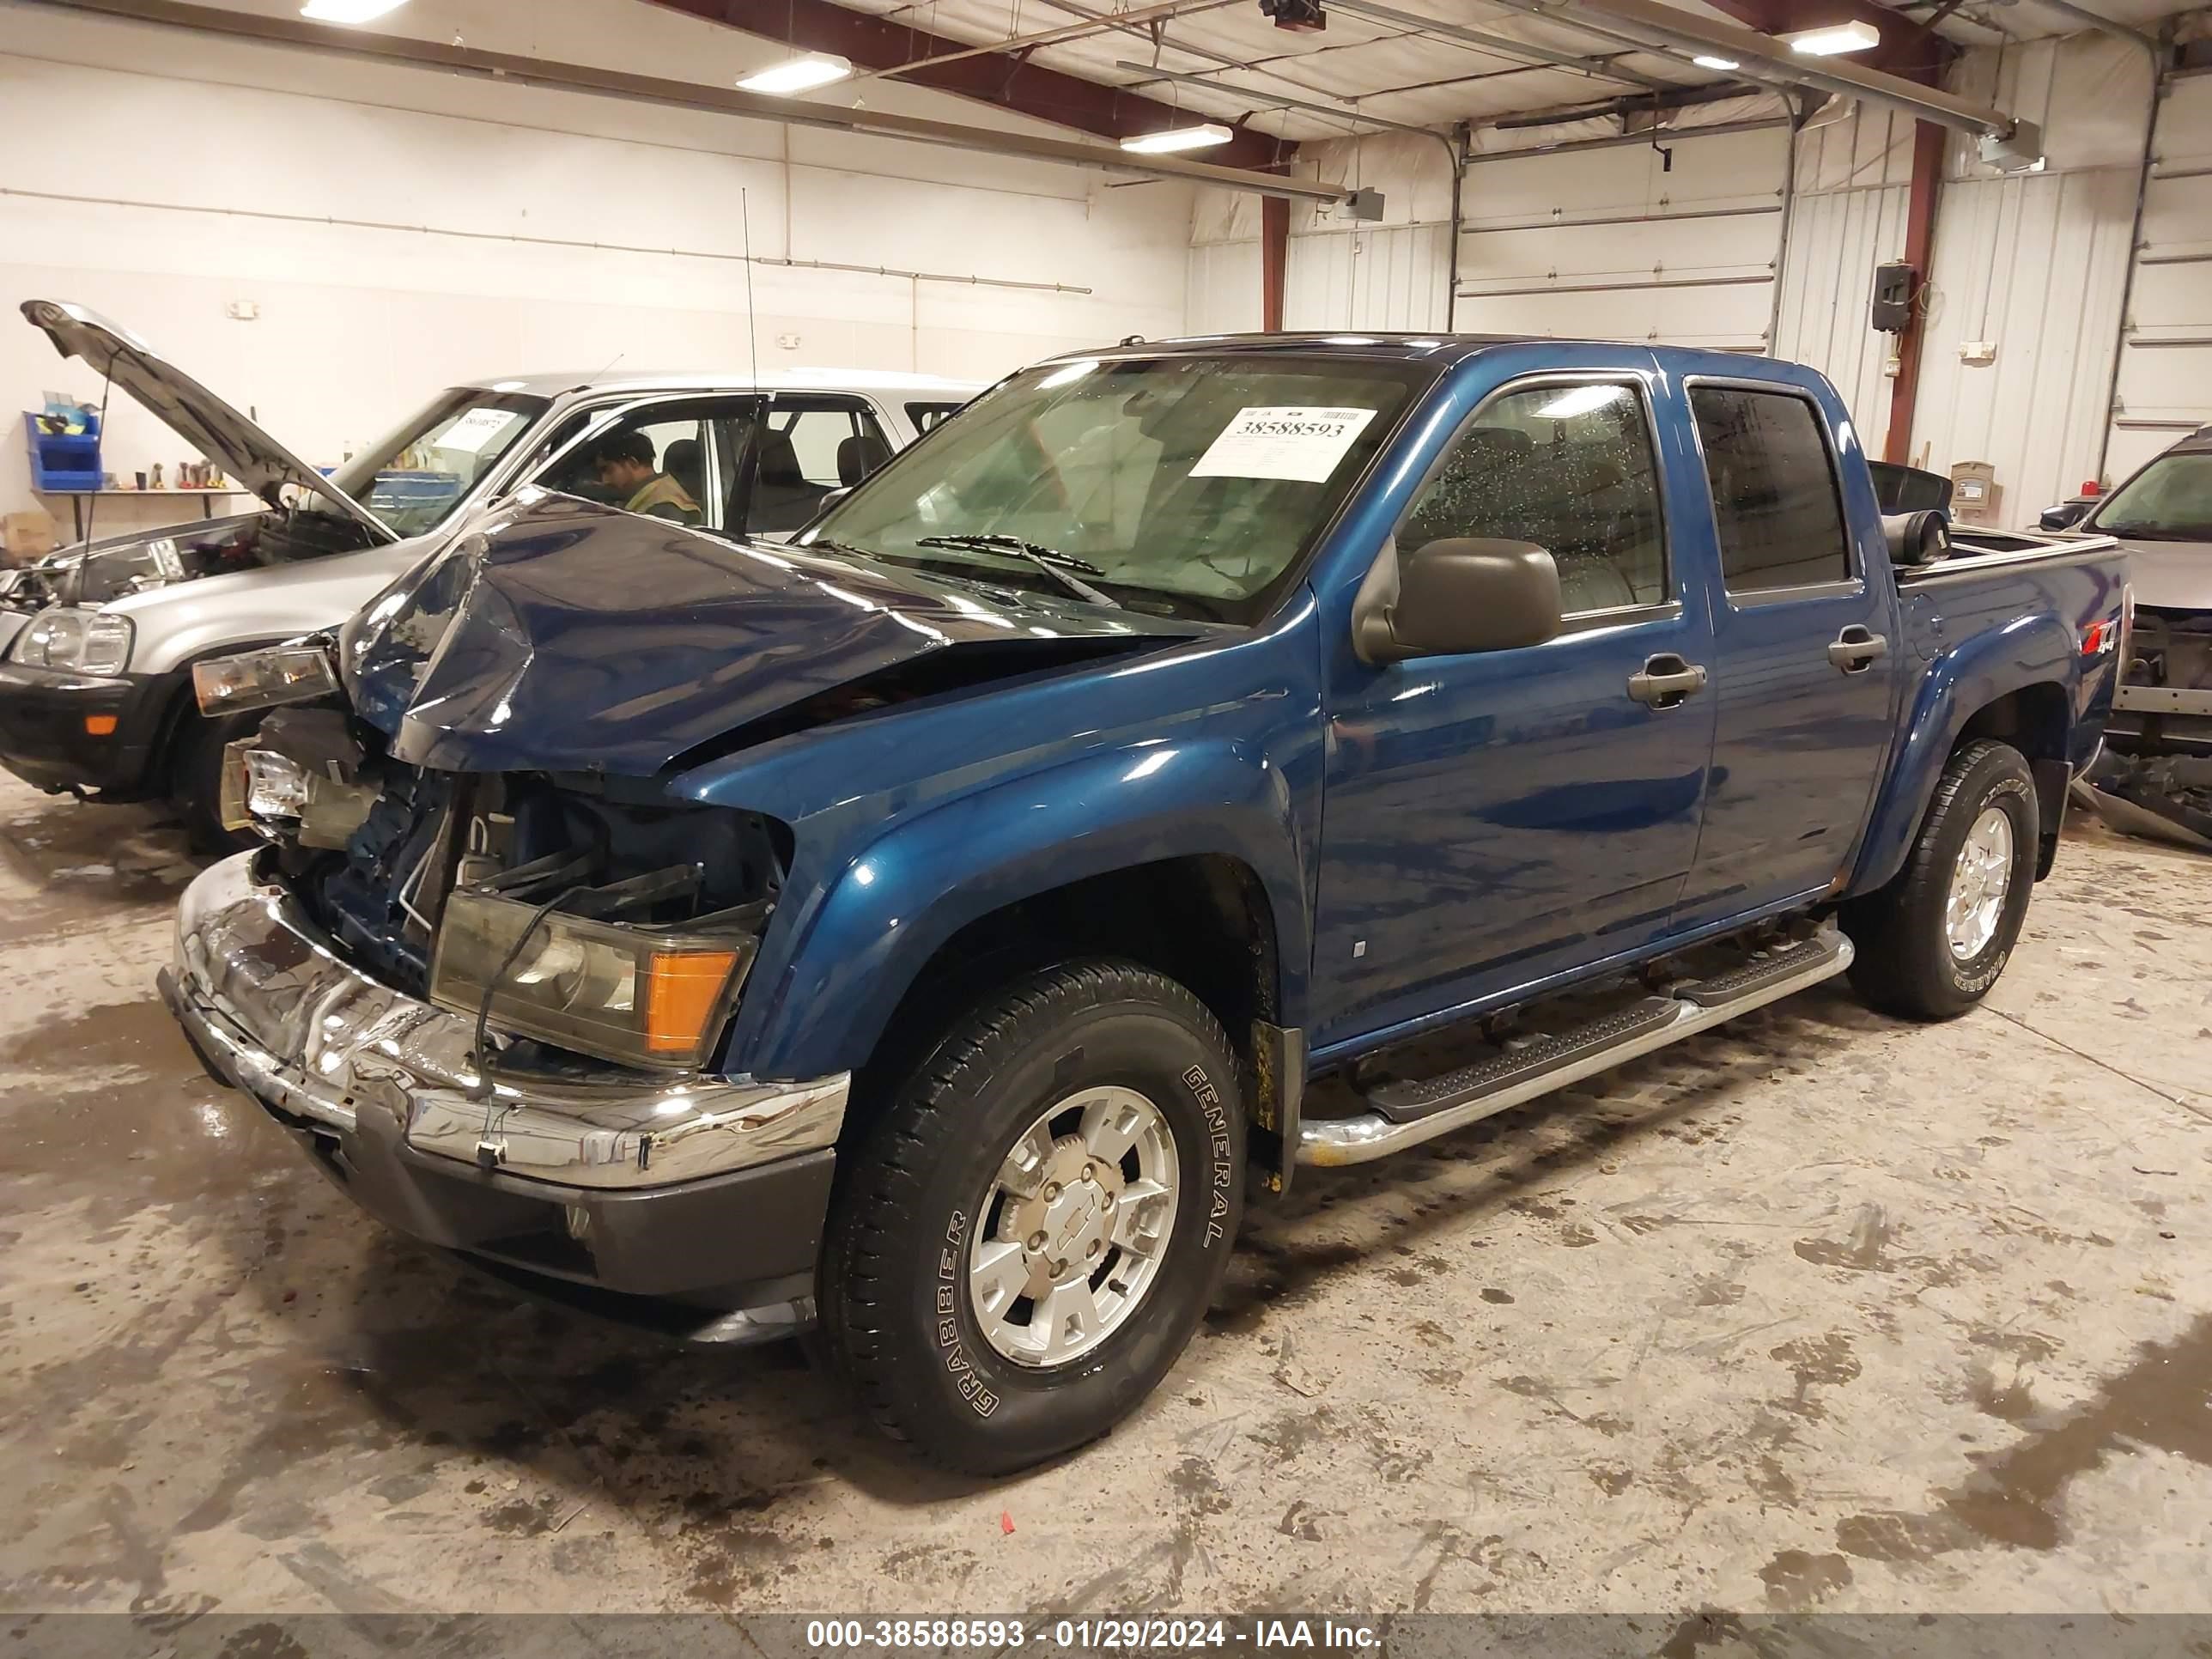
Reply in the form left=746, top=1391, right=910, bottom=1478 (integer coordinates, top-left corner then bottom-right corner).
left=10, top=607, right=133, bottom=675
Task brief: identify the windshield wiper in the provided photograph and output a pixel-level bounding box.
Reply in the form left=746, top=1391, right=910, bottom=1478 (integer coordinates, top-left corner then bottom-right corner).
left=915, top=534, right=1121, bottom=609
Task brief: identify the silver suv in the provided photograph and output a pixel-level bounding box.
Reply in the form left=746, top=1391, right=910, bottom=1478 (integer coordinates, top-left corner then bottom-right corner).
left=0, top=301, right=975, bottom=845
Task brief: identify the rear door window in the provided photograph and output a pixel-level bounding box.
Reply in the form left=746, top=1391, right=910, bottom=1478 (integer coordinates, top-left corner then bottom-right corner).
left=1689, top=386, right=1852, bottom=592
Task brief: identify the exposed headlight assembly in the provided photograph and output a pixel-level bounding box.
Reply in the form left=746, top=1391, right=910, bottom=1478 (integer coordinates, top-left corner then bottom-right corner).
left=10, top=607, right=133, bottom=675
left=429, top=886, right=763, bottom=1073
left=193, top=640, right=340, bottom=716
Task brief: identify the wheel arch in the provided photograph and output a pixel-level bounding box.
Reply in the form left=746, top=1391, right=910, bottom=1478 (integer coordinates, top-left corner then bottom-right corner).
left=1853, top=623, right=2077, bottom=894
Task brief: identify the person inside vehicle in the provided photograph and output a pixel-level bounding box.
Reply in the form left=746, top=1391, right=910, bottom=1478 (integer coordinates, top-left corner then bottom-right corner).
left=593, top=429, right=702, bottom=525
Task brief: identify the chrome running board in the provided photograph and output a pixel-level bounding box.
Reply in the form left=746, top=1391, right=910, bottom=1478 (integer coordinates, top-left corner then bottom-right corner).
left=1297, top=923, right=1853, bottom=1168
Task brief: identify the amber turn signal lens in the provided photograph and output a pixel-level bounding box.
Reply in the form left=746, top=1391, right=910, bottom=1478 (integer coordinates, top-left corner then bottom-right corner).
left=647, top=951, right=741, bottom=1054
left=84, top=714, right=119, bottom=736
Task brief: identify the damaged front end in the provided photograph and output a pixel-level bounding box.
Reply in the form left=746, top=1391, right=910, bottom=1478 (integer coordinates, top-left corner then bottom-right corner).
left=2088, top=587, right=2212, bottom=853
left=191, top=494, right=1186, bottom=1073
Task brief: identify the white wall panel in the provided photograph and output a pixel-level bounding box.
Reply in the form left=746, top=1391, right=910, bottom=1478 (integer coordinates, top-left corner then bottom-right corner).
left=1283, top=223, right=1453, bottom=332
left=1185, top=240, right=1264, bottom=337
left=2108, top=71, right=2212, bottom=482
left=1450, top=125, right=1789, bottom=349
left=1773, top=106, right=1917, bottom=441
left=0, top=7, right=1194, bottom=513
left=1905, top=33, right=2156, bottom=518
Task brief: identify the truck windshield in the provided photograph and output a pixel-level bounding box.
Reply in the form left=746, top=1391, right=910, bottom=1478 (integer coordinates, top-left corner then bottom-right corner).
left=328, top=389, right=550, bottom=538
left=2093, top=452, right=2212, bottom=542
left=802, top=355, right=1425, bottom=623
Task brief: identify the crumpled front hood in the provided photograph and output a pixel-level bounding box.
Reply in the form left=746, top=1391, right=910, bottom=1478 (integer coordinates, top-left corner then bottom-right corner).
left=343, top=494, right=1200, bottom=777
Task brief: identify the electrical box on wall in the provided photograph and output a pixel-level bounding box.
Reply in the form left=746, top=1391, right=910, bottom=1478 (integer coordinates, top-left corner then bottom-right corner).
left=1871, top=263, right=1915, bottom=332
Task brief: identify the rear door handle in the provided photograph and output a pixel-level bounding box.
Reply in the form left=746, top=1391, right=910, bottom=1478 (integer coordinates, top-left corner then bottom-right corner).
left=1828, top=626, right=1888, bottom=672
left=1627, top=653, right=1709, bottom=709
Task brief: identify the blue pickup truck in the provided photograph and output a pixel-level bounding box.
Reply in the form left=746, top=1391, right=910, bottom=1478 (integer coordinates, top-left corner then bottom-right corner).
left=160, top=335, right=2125, bottom=1474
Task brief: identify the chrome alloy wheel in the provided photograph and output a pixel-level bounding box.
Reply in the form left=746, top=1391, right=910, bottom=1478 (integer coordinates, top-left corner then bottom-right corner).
left=967, top=1085, right=1180, bottom=1369
left=1946, top=805, right=2014, bottom=961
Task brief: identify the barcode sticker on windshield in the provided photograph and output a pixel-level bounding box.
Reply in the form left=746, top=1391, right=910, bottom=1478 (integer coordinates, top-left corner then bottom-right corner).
left=1190, top=406, right=1377, bottom=483
left=435, top=407, right=519, bottom=454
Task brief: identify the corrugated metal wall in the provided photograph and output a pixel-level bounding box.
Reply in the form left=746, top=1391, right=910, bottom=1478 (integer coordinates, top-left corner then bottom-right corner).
left=1184, top=35, right=2187, bottom=520
left=1772, top=106, right=1917, bottom=445
left=2108, top=69, right=2212, bottom=482
left=1284, top=222, right=1454, bottom=331
left=1906, top=33, right=2154, bottom=519
left=1450, top=125, right=1788, bottom=349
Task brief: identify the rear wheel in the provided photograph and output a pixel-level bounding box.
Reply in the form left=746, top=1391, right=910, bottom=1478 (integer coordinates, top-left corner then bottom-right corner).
left=1844, top=738, right=2038, bottom=1020
left=820, top=959, right=1245, bottom=1475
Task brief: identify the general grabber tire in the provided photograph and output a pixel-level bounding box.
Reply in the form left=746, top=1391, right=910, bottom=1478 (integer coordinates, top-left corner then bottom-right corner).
left=1844, top=738, right=2039, bottom=1021
left=820, top=959, right=1246, bottom=1475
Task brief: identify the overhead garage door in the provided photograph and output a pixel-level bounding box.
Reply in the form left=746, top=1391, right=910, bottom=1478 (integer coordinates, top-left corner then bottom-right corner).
left=2108, top=70, right=2212, bottom=482
left=1449, top=125, right=1790, bottom=353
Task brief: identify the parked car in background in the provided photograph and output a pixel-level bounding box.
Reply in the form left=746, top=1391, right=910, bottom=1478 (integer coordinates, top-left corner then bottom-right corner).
left=2061, top=422, right=2212, bottom=847
left=0, top=300, right=975, bottom=845
left=164, top=335, right=2123, bottom=1474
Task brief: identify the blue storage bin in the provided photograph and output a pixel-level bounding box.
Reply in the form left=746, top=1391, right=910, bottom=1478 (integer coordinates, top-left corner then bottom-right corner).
left=25, top=411, right=104, bottom=492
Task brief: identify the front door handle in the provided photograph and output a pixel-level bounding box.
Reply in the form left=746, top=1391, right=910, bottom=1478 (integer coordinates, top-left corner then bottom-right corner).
left=1628, top=653, right=1710, bottom=709
left=1828, top=625, right=1888, bottom=672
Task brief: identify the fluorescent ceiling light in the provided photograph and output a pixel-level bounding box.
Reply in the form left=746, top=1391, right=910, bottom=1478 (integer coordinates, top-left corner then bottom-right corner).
left=1121, top=123, right=1234, bottom=154
left=1785, top=19, right=1880, bottom=55
left=737, top=52, right=854, bottom=94
left=1037, top=359, right=1099, bottom=389
left=1692, top=53, right=1741, bottom=70
left=300, top=0, right=408, bottom=20
left=1534, top=385, right=1630, bottom=420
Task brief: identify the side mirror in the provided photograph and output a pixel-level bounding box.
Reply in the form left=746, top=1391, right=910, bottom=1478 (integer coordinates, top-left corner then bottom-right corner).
left=1882, top=508, right=1951, bottom=567
left=2039, top=500, right=2092, bottom=532
left=1354, top=538, right=1561, bottom=665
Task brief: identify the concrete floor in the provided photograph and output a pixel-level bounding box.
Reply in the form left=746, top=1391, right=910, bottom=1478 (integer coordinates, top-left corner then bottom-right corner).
left=1, top=769, right=2208, bottom=1620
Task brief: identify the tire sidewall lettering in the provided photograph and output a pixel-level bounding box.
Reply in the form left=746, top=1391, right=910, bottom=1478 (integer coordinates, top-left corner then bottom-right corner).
left=1948, top=773, right=2033, bottom=995
left=937, top=1208, right=1001, bottom=1419
left=1182, top=1062, right=1235, bottom=1249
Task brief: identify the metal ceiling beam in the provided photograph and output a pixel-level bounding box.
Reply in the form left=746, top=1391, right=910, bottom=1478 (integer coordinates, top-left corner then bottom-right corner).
left=1536, top=0, right=2017, bottom=137
left=1113, top=59, right=1449, bottom=141
left=2019, top=0, right=2161, bottom=56
left=854, top=0, right=1235, bottom=82
left=15, top=0, right=1343, bottom=201
left=647, top=0, right=1287, bottom=169
left=1325, top=0, right=1686, bottom=92
left=1692, top=0, right=1956, bottom=82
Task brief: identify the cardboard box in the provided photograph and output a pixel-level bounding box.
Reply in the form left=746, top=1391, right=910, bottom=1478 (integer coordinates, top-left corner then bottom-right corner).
left=3, top=508, right=57, bottom=562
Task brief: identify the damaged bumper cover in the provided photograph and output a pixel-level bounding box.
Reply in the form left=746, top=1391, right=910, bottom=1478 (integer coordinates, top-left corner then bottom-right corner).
left=161, top=852, right=848, bottom=1337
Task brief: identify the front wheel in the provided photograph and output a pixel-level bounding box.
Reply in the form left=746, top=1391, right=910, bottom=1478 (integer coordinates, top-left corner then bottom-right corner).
left=170, top=708, right=257, bottom=856
left=820, top=960, right=1246, bottom=1475
left=1844, top=738, right=2039, bottom=1020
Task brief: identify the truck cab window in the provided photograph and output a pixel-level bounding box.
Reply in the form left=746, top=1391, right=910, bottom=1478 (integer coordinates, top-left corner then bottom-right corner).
left=1399, top=380, right=1667, bottom=613
left=1690, top=386, right=1852, bottom=592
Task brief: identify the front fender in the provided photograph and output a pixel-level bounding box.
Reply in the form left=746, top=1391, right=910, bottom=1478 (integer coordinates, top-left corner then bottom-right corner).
left=725, top=738, right=1310, bottom=1080
left=1851, top=613, right=2077, bottom=893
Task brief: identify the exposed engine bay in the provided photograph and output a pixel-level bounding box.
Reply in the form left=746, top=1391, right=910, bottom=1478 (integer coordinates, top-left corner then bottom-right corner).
left=246, top=707, right=790, bottom=1073
left=5, top=507, right=379, bottom=611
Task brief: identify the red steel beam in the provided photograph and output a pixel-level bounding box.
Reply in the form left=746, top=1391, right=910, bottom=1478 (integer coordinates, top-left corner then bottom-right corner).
left=1697, top=0, right=1956, bottom=83
left=647, top=0, right=1295, bottom=172
left=1883, top=118, right=1946, bottom=465
left=1261, top=196, right=1289, bottom=330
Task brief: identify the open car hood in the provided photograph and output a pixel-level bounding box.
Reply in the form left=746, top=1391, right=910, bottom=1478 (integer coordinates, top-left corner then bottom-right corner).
left=23, top=299, right=396, bottom=544
left=342, top=493, right=1200, bottom=777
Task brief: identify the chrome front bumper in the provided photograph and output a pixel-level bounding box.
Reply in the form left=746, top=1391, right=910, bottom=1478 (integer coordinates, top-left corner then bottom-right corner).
left=166, top=852, right=848, bottom=1192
